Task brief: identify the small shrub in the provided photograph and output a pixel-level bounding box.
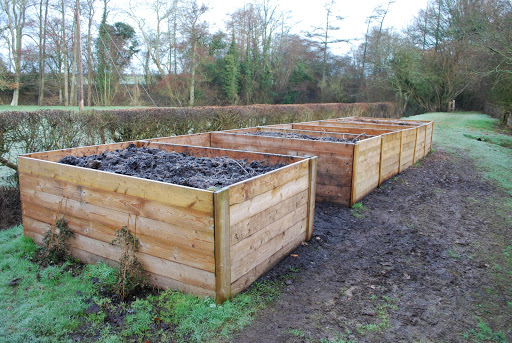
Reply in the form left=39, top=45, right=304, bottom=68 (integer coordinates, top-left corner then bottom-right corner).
left=111, top=227, right=146, bottom=299
left=40, top=218, right=74, bottom=265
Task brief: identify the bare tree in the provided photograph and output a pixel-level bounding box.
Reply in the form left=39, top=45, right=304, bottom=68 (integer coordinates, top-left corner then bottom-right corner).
left=38, top=0, right=49, bottom=105
left=1, top=0, right=33, bottom=106
left=181, top=0, right=208, bottom=106
left=305, top=0, right=347, bottom=99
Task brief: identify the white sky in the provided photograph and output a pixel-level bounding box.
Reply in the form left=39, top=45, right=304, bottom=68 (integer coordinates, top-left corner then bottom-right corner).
left=109, top=0, right=428, bottom=55
left=204, top=0, right=428, bottom=53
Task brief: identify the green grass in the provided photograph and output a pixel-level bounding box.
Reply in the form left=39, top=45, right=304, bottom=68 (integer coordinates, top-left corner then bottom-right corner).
left=407, top=112, right=512, bottom=194
left=350, top=202, right=366, bottom=218
left=0, top=225, right=95, bottom=342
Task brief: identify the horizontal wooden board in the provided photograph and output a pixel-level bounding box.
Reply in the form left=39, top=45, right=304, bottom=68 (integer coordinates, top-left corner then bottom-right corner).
left=351, top=137, right=382, bottom=204
left=24, top=217, right=216, bottom=291
left=211, top=132, right=356, bottom=156
left=399, top=128, right=417, bottom=172
left=231, top=190, right=308, bottom=245
left=291, top=123, right=393, bottom=136
left=231, top=231, right=304, bottom=296
left=228, top=159, right=309, bottom=206
left=229, top=174, right=309, bottom=226
left=315, top=184, right=351, bottom=205
left=19, top=173, right=215, bottom=234
left=231, top=218, right=307, bottom=282
left=21, top=199, right=215, bottom=272
left=146, top=141, right=303, bottom=166
left=23, top=141, right=139, bottom=162
left=414, top=125, right=426, bottom=163
left=18, top=157, right=214, bottom=214
left=315, top=121, right=414, bottom=130
left=230, top=127, right=368, bottom=140
left=379, top=132, right=402, bottom=183
left=146, top=133, right=212, bottom=147
left=231, top=203, right=308, bottom=260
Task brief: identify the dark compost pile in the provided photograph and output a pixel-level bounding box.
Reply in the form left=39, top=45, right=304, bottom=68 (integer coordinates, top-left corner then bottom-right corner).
left=59, top=144, right=284, bottom=189
left=243, top=130, right=365, bottom=143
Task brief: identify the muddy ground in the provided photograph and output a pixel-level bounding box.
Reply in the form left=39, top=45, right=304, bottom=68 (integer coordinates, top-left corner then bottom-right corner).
left=234, top=149, right=512, bottom=342
left=59, top=144, right=283, bottom=189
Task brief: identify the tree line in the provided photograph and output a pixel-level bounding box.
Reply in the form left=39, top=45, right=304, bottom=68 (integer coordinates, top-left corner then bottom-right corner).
left=0, top=0, right=511, bottom=118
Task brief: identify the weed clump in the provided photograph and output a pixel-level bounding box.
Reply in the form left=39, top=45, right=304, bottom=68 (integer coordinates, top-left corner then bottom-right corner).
left=39, top=218, right=74, bottom=265
left=111, top=227, right=146, bottom=299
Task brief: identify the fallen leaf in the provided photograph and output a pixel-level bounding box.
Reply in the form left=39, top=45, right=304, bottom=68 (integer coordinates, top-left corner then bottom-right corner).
left=290, top=254, right=299, bottom=258
left=301, top=242, right=308, bottom=246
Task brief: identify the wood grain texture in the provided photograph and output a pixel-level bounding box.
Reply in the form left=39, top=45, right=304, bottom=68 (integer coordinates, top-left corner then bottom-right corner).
left=146, top=133, right=212, bottom=147
left=214, top=188, right=231, bottom=303
left=351, top=136, right=382, bottom=206
left=18, top=157, right=214, bottom=213
left=414, top=125, right=426, bottom=163
left=306, top=157, right=317, bottom=241
left=379, top=131, right=402, bottom=184
left=291, top=123, right=393, bottom=136
left=399, top=128, right=417, bottom=172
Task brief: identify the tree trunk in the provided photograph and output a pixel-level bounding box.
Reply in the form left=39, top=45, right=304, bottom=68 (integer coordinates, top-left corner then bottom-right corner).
left=87, top=8, right=93, bottom=106
left=189, top=40, right=197, bottom=106
left=62, top=0, right=69, bottom=106
left=38, top=0, right=49, bottom=106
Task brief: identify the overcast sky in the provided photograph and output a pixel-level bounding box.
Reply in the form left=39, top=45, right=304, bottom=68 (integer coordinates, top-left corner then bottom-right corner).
left=110, top=0, right=428, bottom=55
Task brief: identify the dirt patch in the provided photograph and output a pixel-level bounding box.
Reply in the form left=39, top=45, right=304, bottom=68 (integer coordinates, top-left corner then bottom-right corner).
left=59, top=143, right=284, bottom=189
left=243, top=131, right=364, bottom=143
left=234, top=149, right=512, bottom=342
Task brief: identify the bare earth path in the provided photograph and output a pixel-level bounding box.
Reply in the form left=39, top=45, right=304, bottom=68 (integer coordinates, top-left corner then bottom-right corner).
left=234, top=149, right=512, bottom=342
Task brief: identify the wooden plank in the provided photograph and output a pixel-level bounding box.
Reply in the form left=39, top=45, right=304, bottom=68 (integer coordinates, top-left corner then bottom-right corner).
left=300, top=121, right=414, bottom=130
left=231, top=204, right=307, bottom=264
left=211, top=132, right=357, bottom=156
left=231, top=232, right=304, bottom=296
left=18, top=157, right=214, bottom=214
left=231, top=127, right=370, bottom=140
left=229, top=174, right=309, bottom=226
left=291, top=123, right=393, bottom=136
left=306, top=156, right=317, bottom=241
left=351, top=137, right=382, bottom=206
left=414, top=125, right=426, bottom=163
left=316, top=184, right=351, bottom=206
left=21, top=200, right=215, bottom=272
left=23, top=141, right=139, bottom=162
left=19, top=173, right=215, bottom=234
left=228, top=159, right=309, bottom=206
left=25, top=230, right=217, bottom=297
left=146, top=141, right=303, bottom=166
left=379, top=131, right=402, bottom=184
left=230, top=190, right=308, bottom=245
left=214, top=188, right=231, bottom=303
left=231, top=218, right=307, bottom=282
left=23, top=217, right=216, bottom=291
left=145, top=133, right=212, bottom=147
left=399, top=128, right=417, bottom=172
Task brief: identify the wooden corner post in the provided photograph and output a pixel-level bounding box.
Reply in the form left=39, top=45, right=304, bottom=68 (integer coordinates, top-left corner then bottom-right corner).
left=350, top=143, right=360, bottom=207
left=306, top=157, right=317, bottom=241
left=213, top=188, right=231, bottom=303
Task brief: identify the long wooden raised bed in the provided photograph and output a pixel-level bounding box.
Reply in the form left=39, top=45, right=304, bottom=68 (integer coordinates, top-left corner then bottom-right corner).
left=147, top=117, right=433, bottom=206
left=18, top=141, right=317, bottom=302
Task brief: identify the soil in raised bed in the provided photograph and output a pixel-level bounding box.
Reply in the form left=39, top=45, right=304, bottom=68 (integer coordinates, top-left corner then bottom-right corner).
left=243, top=130, right=366, bottom=143
left=59, top=143, right=284, bottom=190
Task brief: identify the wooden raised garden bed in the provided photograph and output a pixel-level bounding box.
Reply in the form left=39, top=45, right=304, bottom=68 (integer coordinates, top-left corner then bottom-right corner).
left=147, top=117, right=433, bottom=206
left=18, top=141, right=317, bottom=302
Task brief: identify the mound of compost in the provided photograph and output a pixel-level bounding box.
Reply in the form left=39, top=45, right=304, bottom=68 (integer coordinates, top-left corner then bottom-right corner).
left=59, top=144, right=284, bottom=189
left=243, top=130, right=364, bottom=143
